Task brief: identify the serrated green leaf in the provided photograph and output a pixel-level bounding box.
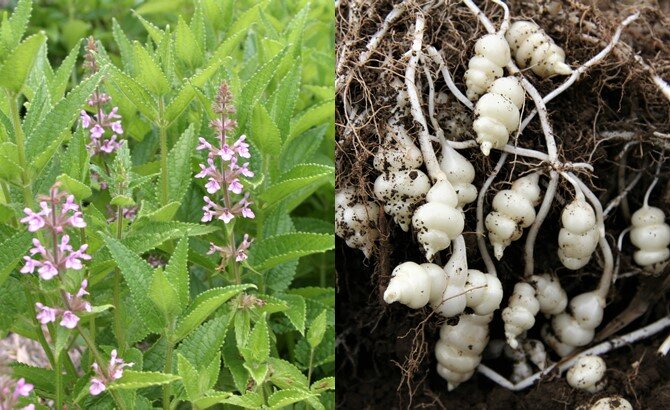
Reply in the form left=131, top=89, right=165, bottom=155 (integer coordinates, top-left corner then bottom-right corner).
left=287, top=99, right=334, bottom=145
left=103, top=234, right=164, bottom=332
left=163, top=123, right=197, bottom=204
left=142, top=201, right=180, bottom=222
left=243, top=361, right=268, bottom=386
left=237, top=46, right=290, bottom=130
left=192, top=392, right=233, bottom=409
left=307, top=310, right=327, bottom=349
left=56, top=173, right=92, bottom=200
left=270, top=60, right=301, bottom=137
left=268, top=389, right=315, bottom=409
left=242, top=316, right=269, bottom=363
left=164, top=57, right=223, bottom=125
left=149, top=268, right=180, bottom=319
left=277, top=294, right=306, bottom=335
left=164, top=236, right=189, bottom=310
left=222, top=392, right=263, bottom=410
left=11, top=363, right=56, bottom=395
left=105, top=64, right=158, bottom=121
left=110, top=195, right=135, bottom=207
left=0, top=33, right=46, bottom=93
left=107, top=371, right=180, bottom=390
left=222, top=328, right=248, bottom=392
left=259, top=164, right=334, bottom=206
left=0, top=231, right=32, bottom=286
left=49, top=39, right=81, bottom=99
left=267, top=357, right=308, bottom=390
left=133, top=42, right=170, bottom=95
left=136, top=0, right=185, bottom=15
left=209, top=1, right=266, bottom=63
left=266, top=260, right=298, bottom=293
left=249, top=102, right=281, bottom=156
left=0, top=0, right=32, bottom=57
left=175, top=15, right=203, bottom=67
left=22, top=80, right=51, bottom=137
left=26, top=70, right=104, bottom=167
left=177, top=354, right=200, bottom=401
left=134, top=12, right=165, bottom=42
left=248, top=233, right=334, bottom=271
left=177, top=315, right=230, bottom=371
left=112, top=19, right=134, bottom=73
left=0, top=142, right=21, bottom=182
left=295, top=326, right=334, bottom=371
left=173, top=284, right=254, bottom=342
left=311, top=376, right=335, bottom=393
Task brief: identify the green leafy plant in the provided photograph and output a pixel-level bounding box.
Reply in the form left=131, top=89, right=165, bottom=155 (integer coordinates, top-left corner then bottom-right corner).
left=0, top=0, right=335, bottom=408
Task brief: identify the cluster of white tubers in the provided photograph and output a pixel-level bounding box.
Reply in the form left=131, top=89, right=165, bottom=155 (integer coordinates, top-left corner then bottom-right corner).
left=584, top=397, right=633, bottom=410
left=630, top=205, right=670, bottom=271
left=436, top=313, right=493, bottom=390
left=545, top=291, right=605, bottom=356
left=473, top=77, right=525, bottom=156
left=567, top=355, right=607, bottom=393
left=502, top=273, right=567, bottom=348
left=440, top=141, right=477, bottom=209
left=411, top=180, right=464, bottom=261
left=383, top=239, right=503, bottom=317
left=464, top=34, right=511, bottom=101
left=373, top=130, right=431, bottom=231
left=486, top=173, right=542, bottom=259
left=558, top=199, right=599, bottom=270
left=335, top=187, right=380, bottom=258
left=505, top=21, right=572, bottom=78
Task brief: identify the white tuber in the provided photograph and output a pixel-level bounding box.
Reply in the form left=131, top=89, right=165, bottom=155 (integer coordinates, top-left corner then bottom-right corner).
left=335, top=187, right=380, bottom=258
left=522, top=339, right=547, bottom=370
left=373, top=130, right=430, bottom=231
left=473, top=76, right=525, bottom=156
left=436, top=313, right=493, bottom=390
left=383, top=239, right=502, bottom=317
left=587, top=397, right=633, bottom=410
left=440, top=140, right=477, bottom=209
left=464, top=34, right=511, bottom=101
left=630, top=206, right=670, bottom=271
left=502, top=273, right=567, bottom=348
left=411, top=180, right=465, bottom=261
left=505, top=21, right=572, bottom=78
left=558, top=199, right=599, bottom=270
left=567, top=355, right=606, bottom=393
left=486, top=172, right=542, bottom=259
left=547, top=291, right=605, bottom=355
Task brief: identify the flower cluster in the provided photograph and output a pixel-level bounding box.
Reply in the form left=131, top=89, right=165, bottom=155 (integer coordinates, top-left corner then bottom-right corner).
left=197, top=83, right=256, bottom=263
left=0, top=378, right=34, bottom=410
left=35, top=280, right=92, bottom=329
left=20, top=185, right=90, bottom=280
left=196, top=82, right=255, bottom=224
left=90, top=350, right=133, bottom=396
left=80, top=37, right=123, bottom=156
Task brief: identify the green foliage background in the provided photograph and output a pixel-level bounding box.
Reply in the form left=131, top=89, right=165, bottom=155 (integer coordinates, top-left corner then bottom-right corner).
left=0, top=0, right=335, bottom=408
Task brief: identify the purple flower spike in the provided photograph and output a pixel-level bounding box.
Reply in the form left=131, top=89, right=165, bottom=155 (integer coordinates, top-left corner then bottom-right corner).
left=35, top=303, right=57, bottom=324
left=60, top=311, right=80, bottom=329
left=89, top=349, right=133, bottom=396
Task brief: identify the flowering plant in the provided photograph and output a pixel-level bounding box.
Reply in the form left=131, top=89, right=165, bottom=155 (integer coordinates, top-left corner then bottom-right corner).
left=0, top=0, right=334, bottom=409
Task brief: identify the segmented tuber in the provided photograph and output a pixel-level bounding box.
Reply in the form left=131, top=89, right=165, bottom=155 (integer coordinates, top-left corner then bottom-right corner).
left=630, top=205, right=670, bottom=271
left=383, top=239, right=502, bottom=317
left=587, top=397, right=633, bottom=410
left=473, top=76, right=525, bottom=156
left=558, top=199, right=599, bottom=270
left=486, top=172, right=542, bottom=259
left=373, top=131, right=430, bottom=231
left=464, top=34, right=511, bottom=101
left=335, top=187, right=380, bottom=258
left=440, top=140, right=477, bottom=209
left=411, top=180, right=464, bottom=261
left=546, top=291, right=605, bottom=356
left=436, top=313, right=493, bottom=390
left=502, top=273, right=567, bottom=348
left=567, top=355, right=606, bottom=393
left=505, top=21, right=572, bottom=78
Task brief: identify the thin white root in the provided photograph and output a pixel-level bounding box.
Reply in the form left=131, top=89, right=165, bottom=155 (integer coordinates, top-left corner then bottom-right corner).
left=478, top=315, right=670, bottom=391
left=659, top=333, right=670, bottom=356
left=524, top=171, right=558, bottom=276
left=476, top=153, right=508, bottom=276
left=426, top=46, right=474, bottom=110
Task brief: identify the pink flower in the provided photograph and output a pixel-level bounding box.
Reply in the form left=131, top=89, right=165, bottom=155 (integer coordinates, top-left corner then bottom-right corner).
left=14, top=378, right=33, bottom=398
left=218, top=144, right=235, bottom=161
left=233, top=135, right=250, bottom=158
left=207, top=243, right=226, bottom=255
left=20, top=257, right=40, bottom=274
left=205, top=178, right=221, bottom=194
left=62, top=195, right=79, bottom=213
left=64, top=245, right=91, bottom=270
left=219, top=209, right=234, bottom=224
left=228, top=179, right=243, bottom=194
left=68, top=211, right=87, bottom=228
left=29, top=239, right=47, bottom=256
left=20, top=209, right=45, bottom=232
left=77, top=279, right=90, bottom=298
left=196, top=137, right=213, bottom=151
left=60, top=311, right=80, bottom=329
left=90, top=124, right=104, bottom=139
left=111, top=122, right=123, bottom=134
left=35, top=303, right=57, bottom=324
left=238, top=162, right=254, bottom=178
left=81, top=111, right=92, bottom=128
left=89, top=378, right=106, bottom=396
left=38, top=261, right=59, bottom=280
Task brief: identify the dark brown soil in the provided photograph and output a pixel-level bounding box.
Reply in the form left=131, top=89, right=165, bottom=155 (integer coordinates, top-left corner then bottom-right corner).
left=336, top=0, right=670, bottom=408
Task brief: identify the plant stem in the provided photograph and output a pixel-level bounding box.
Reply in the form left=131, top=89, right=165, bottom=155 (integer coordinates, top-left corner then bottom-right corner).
left=113, top=205, right=126, bottom=353
left=21, top=282, right=56, bottom=368
left=162, top=336, right=175, bottom=410
left=56, top=352, right=63, bottom=410
left=7, top=91, right=33, bottom=207
left=158, top=98, right=169, bottom=205
left=307, top=348, right=315, bottom=385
